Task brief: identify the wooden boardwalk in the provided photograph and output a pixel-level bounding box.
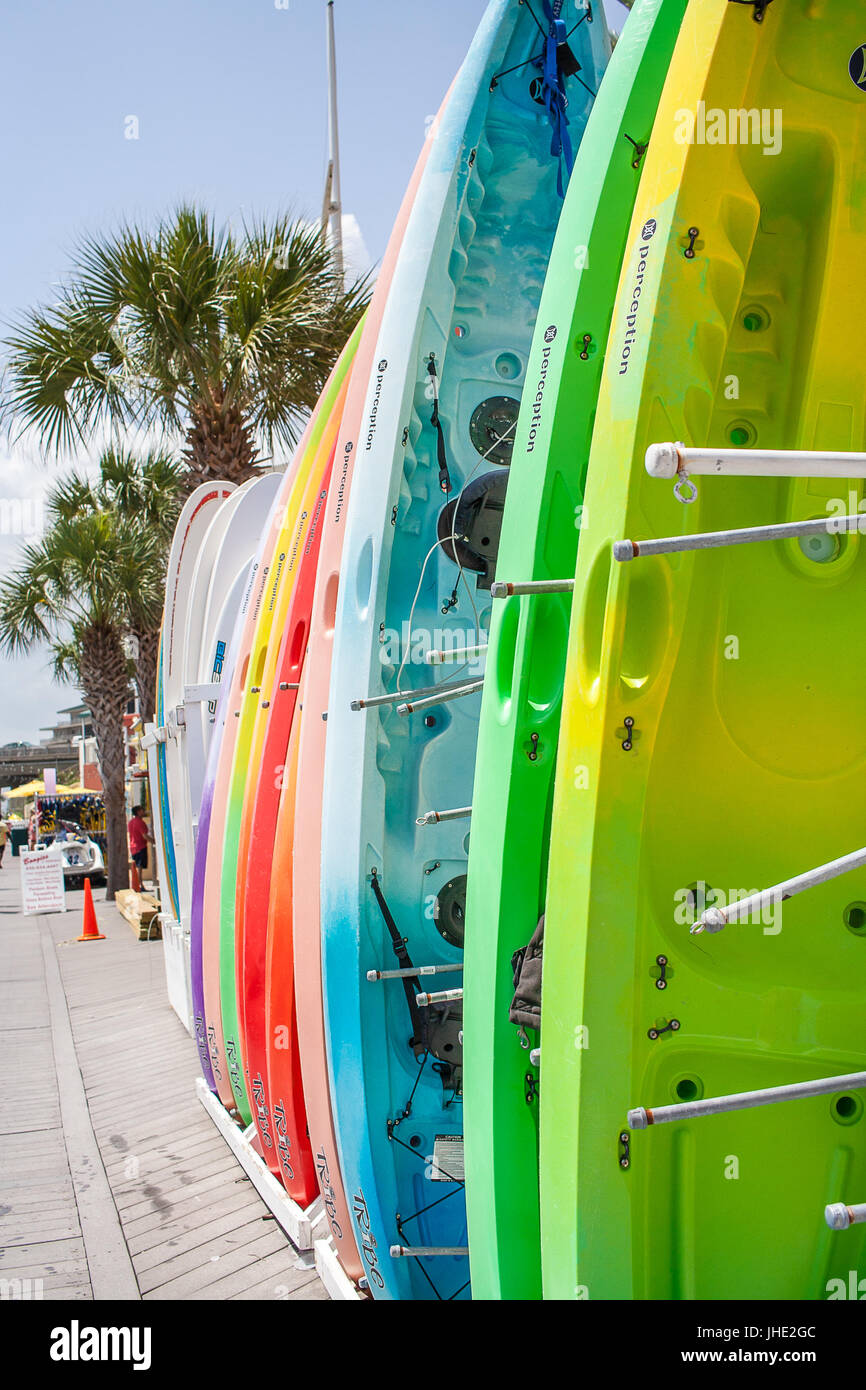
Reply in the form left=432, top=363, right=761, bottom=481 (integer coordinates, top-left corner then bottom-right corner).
left=0, top=865, right=327, bottom=1302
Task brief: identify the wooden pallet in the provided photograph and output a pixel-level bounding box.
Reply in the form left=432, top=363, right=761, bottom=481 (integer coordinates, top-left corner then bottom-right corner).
left=114, top=889, right=162, bottom=940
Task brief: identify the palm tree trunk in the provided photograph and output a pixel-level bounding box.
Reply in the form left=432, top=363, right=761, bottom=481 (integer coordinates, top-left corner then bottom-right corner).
left=80, top=627, right=132, bottom=901
left=182, top=396, right=259, bottom=490
left=135, top=625, right=160, bottom=724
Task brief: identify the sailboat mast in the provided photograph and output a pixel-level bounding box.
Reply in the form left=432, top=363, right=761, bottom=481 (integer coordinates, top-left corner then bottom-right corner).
left=325, top=0, right=343, bottom=282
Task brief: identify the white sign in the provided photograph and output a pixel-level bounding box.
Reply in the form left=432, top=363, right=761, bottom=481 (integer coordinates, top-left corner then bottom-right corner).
left=20, top=849, right=66, bottom=916
left=43, top=767, right=57, bottom=796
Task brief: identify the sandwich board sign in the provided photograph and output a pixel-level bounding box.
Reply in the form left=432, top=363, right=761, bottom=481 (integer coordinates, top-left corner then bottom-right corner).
left=20, top=848, right=66, bottom=916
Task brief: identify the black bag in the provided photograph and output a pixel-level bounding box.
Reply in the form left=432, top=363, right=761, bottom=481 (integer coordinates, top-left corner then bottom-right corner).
left=509, top=913, right=544, bottom=1030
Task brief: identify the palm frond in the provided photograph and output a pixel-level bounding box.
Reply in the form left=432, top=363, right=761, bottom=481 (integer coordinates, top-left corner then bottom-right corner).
left=2, top=203, right=372, bottom=474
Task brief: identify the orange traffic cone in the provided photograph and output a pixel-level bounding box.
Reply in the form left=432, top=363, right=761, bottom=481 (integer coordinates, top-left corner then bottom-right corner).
left=77, top=877, right=106, bottom=942
left=129, top=860, right=142, bottom=893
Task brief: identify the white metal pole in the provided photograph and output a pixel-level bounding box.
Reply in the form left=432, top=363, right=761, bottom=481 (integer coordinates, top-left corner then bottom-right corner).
left=613, top=512, right=866, bottom=562
left=491, top=578, right=574, bottom=598
left=397, top=679, right=483, bottom=716
left=647, top=441, right=866, bottom=481
left=390, top=1245, right=469, bottom=1257
left=425, top=642, right=488, bottom=666
left=415, top=805, right=472, bottom=826
left=629, top=1071, right=866, bottom=1130
left=351, top=675, right=474, bottom=711
left=416, top=988, right=464, bottom=1007
left=367, top=963, right=463, bottom=982
left=692, top=845, right=866, bottom=935
left=326, top=1, right=343, bottom=283
left=825, top=1202, right=866, bottom=1230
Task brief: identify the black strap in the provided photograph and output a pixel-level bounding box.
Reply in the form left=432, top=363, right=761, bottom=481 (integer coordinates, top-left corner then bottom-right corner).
left=369, top=868, right=425, bottom=1057
left=427, top=355, right=452, bottom=494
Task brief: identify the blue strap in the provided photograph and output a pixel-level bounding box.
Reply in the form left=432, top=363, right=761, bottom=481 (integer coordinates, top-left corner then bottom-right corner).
left=538, top=0, right=574, bottom=198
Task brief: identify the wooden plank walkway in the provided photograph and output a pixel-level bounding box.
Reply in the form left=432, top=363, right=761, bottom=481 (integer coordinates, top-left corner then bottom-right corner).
left=0, top=864, right=327, bottom=1302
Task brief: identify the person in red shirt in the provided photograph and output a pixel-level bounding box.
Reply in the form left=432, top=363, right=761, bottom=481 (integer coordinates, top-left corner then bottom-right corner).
left=127, top=805, right=153, bottom=876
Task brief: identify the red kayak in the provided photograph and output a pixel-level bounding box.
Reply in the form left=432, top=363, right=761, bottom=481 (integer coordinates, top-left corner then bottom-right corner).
left=238, top=445, right=336, bottom=1199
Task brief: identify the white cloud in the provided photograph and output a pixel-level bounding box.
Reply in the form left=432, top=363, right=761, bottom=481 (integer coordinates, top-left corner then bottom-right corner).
left=340, top=212, right=373, bottom=283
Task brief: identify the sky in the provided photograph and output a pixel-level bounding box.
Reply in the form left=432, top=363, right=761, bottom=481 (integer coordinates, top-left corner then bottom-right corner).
left=0, top=0, right=629, bottom=745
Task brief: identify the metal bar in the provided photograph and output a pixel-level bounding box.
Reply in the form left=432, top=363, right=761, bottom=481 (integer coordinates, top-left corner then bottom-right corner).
left=416, top=988, right=463, bottom=1008
left=425, top=642, right=488, bottom=666
left=325, top=1, right=343, bottom=281
left=389, top=1245, right=469, bottom=1258
left=351, top=676, right=474, bottom=711
left=646, top=442, right=866, bottom=481
left=529, top=1047, right=540, bottom=1067
left=614, top=513, right=866, bottom=563
left=628, top=1071, right=866, bottom=1130
left=491, top=578, right=574, bottom=598
left=825, top=1202, right=866, bottom=1231
left=416, top=806, right=472, bottom=827
left=397, top=679, right=483, bottom=716
left=366, top=964, right=463, bottom=982
left=692, top=845, right=866, bottom=935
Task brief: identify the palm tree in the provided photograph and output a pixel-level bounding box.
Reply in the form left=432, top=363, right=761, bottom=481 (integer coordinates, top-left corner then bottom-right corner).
left=49, top=446, right=188, bottom=720
left=0, top=503, right=165, bottom=899
left=1, top=206, right=370, bottom=489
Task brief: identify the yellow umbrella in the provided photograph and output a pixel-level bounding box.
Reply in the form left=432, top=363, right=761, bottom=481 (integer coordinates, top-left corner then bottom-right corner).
left=6, top=780, right=93, bottom=800
left=6, top=779, right=46, bottom=800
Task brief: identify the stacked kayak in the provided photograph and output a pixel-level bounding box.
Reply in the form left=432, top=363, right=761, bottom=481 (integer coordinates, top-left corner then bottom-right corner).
left=541, top=0, right=866, bottom=1299
left=319, top=0, right=609, bottom=1301
left=145, top=0, right=866, bottom=1302
left=149, top=481, right=235, bottom=1028
left=464, top=0, right=688, bottom=1301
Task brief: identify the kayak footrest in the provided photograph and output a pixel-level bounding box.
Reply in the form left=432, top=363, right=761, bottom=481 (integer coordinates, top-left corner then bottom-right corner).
left=628, top=1071, right=866, bottom=1131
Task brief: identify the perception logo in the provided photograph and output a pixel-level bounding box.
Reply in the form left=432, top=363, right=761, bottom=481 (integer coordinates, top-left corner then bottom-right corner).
left=378, top=358, right=388, bottom=372
left=641, top=218, right=657, bottom=240
left=850, top=45, right=866, bottom=91
left=543, top=324, right=557, bottom=343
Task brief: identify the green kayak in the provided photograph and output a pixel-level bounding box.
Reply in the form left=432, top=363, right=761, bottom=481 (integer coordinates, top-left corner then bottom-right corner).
left=464, top=0, right=689, bottom=1300
left=542, top=0, right=866, bottom=1299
